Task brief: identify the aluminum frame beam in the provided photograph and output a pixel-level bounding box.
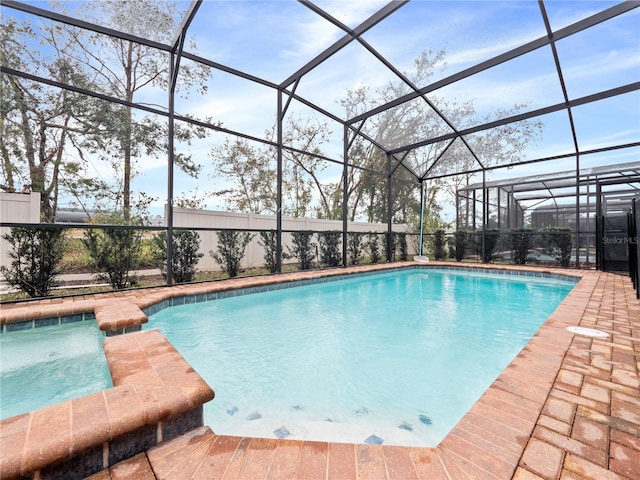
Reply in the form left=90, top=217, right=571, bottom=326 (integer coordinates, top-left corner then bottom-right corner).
left=284, top=1, right=408, bottom=89
left=348, top=1, right=639, bottom=126
left=387, top=82, right=640, bottom=156
left=3, top=0, right=170, bottom=51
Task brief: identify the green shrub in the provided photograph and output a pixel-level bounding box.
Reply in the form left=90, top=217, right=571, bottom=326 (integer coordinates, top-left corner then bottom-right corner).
left=1, top=227, right=66, bottom=297
left=434, top=229, right=447, bottom=260
left=510, top=228, right=533, bottom=265
left=538, top=227, right=573, bottom=267
left=211, top=230, right=254, bottom=278
left=470, top=229, right=500, bottom=263
left=318, top=231, right=342, bottom=267
left=397, top=232, right=408, bottom=260
left=367, top=233, right=381, bottom=263
left=258, top=231, right=289, bottom=273
left=453, top=230, right=468, bottom=262
left=289, top=231, right=316, bottom=270
left=347, top=232, right=364, bottom=265
left=154, top=230, right=204, bottom=283
left=83, top=215, right=143, bottom=289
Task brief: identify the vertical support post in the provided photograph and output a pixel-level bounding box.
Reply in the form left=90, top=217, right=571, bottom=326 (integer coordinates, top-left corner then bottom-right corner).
left=276, top=90, right=284, bottom=273
left=342, top=125, right=349, bottom=267
left=465, top=180, right=470, bottom=229
left=455, top=189, right=460, bottom=231
left=419, top=181, right=425, bottom=256
left=497, top=188, right=501, bottom=230
left=166, top=52, right=176, bottom=286
left=506, top=187, right=511, bottom=229
left=482, top=169, right=487, bottom=263
left=472, top=189, right=477, bottom=231
left=386, top=153, right=393, bottom=262
left=596, top=180, right=603, bottom=271
left=575, top=155, right=581, bottom=268
left=586, top=180, right=590, bottom=264
left=165, top=1, right=201, bottom=286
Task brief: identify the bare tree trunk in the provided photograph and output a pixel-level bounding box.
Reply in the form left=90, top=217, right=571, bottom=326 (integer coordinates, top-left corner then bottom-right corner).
left=123, top=41, right=134, bottom=220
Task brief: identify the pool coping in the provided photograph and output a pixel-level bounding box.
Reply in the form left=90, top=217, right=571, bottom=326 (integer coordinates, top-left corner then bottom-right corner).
left=1, top=261, right=638, bottom=479
left=0, top=262, right=579, bottom=333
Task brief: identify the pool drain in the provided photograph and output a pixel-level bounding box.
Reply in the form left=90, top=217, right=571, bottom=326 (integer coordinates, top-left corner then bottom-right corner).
left=566, top=326, right=609, bottom=338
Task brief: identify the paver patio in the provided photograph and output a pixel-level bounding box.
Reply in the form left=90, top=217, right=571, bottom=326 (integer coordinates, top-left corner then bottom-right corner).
left=1, top=262, right=638, bottom=479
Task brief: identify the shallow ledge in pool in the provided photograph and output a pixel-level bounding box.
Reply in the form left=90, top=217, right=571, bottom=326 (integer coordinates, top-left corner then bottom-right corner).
left=0, top=262, right=581, bottom=333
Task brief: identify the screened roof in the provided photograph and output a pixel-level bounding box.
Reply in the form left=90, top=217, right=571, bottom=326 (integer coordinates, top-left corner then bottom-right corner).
left=459, top=160, right=640, bottom=216
left=2, top=0, right=639, bottom=217
left=460, top=161, right=640, bottom=196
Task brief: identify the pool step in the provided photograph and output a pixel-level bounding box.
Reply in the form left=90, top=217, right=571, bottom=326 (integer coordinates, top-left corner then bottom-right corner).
left=84, top=453, right=156, bottom=480
left=94, top=425, right=452, bottom=480
left=84, top=426, right=217, bottom=480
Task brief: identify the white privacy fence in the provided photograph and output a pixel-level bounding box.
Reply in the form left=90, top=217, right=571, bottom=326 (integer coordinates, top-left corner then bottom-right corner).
left=170, top=207, right=410, bottom=270
left=0, top=194, right=411, bottom=277
left=0, top=192, right=41, bottom=271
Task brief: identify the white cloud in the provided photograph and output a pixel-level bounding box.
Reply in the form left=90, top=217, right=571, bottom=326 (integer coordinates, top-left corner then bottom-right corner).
left=578, top=129, right=640, bottom=152
left=558, top=48, right=640, bottom=88
left=439, top=33, right=538, bottom=71
left=312, top=0, right=391, bottom=27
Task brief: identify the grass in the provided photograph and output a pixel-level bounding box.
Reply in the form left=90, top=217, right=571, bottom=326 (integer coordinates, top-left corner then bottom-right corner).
left=59, top=236, right=162, bottom=274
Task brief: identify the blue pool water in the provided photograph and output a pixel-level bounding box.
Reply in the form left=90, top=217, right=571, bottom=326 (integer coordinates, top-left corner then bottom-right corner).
left=147, top=268, right=576, bottom=446
left=0, top=321, right=112, bottom=419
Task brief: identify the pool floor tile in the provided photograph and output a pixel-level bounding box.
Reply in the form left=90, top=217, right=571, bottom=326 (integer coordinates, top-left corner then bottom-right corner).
left=273, top=427, right=291, bottom=439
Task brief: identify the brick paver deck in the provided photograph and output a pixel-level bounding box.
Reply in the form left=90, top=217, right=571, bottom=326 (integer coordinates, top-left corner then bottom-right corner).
left=1, top=262, right=638, bottom=479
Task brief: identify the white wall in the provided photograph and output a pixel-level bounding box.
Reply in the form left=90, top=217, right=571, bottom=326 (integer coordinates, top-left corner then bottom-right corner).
left=0, top=198, right=410, bottom=278
left=169, top=207, right=409, bottom=270
left=0, top=192, right=41, bottom=276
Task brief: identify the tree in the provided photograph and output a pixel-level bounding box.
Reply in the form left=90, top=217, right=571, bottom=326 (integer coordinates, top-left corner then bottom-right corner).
left=209, top=138, right=277, bottom=214
left=209, top=115, right=332, bottom=218
left=397, top=232, right=408, bottom=260
left=1, top=2, right=211, bottom=222
left=1, top=19, right=110, bottom=222
left=210, top=49, right=540, bottom=230
left=384, top=232, right=396, bottom=262
left=472, top=229, right=500, bottom=263
left=59, top=0, right=211, bottom=217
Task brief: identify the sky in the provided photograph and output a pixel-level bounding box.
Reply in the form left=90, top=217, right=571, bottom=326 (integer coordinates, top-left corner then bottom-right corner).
left=4, top=0, right=640, bottom=222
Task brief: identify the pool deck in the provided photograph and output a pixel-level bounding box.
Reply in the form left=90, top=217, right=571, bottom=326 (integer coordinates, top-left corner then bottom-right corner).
left=1, top=262, right=639, bottom=479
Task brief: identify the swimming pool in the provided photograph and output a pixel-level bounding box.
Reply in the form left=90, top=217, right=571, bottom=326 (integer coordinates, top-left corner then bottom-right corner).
left=147, top=267, right=576, bottom=447
left=0, top=321, right=113, bottom=419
